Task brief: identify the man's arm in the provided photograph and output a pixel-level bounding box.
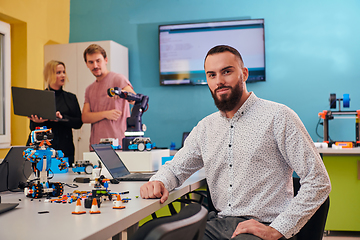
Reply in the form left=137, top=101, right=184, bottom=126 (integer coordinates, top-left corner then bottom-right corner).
left=81, top=102, right=122, bottom=123
left=140, top=181, right=169, bottom=204
left=270, top=106, right=331, bottom=238
left=140, top=125, right=204, bottom=204
left=121, top=85, right=136, bottom=104
left=122, top=85, right=136, bottom=95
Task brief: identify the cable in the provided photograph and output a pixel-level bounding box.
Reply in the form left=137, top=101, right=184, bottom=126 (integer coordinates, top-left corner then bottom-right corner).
left=47, top=169, right=54, bottom=179
left=315, top=118, right=323, bottom=139
left=63, top=183, right=78, bottom=188
left=143, top=103, right=149, bottom=113
left=315, top=117, right=333, bottom=143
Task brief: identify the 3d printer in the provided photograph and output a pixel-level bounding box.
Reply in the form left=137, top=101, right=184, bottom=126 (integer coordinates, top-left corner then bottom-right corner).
left=318, top=93, right=360, bottom=148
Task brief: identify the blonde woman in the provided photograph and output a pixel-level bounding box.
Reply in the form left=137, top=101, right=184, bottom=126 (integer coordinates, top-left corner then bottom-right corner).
left=27, top=60, right=82, bottom=165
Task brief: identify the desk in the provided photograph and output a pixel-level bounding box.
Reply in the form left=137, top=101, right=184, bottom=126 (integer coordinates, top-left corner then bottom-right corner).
left=318, top=148, right=360, bottom=232
left=0, top=170, right=206, bottom=240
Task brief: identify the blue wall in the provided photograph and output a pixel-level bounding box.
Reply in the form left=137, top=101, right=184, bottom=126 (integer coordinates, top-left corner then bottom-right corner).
left=70, top=0, right=360, bottom=148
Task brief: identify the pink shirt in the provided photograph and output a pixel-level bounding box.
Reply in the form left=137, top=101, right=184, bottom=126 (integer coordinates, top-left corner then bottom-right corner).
left=84, top=72, right=132, bottom=150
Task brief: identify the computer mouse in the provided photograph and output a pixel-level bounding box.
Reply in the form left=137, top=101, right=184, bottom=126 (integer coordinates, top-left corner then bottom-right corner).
left=110, top=179, right=120, bottom=184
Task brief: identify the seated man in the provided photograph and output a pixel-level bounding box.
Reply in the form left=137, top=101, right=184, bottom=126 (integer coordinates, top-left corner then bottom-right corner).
left=140, top=45, right=331, bottom=240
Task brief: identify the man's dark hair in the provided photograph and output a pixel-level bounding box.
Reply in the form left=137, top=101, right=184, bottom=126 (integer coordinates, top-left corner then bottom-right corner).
left=83, top=44, right=107, bottom=62
left=204, top=45, right=244, bottom=67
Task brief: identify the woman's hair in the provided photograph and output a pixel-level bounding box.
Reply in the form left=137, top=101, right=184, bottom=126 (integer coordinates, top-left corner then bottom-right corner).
left=43, top=60, right=69, bottom=88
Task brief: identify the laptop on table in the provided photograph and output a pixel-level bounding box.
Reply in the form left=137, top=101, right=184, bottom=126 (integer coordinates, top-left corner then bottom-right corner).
left=0, top=203, right=19, bottom=215
left=0, top=146, right=32, bottom=214
left=91, top=144, right=155, bottom=181
left=0, top=146, right=32, bottom=192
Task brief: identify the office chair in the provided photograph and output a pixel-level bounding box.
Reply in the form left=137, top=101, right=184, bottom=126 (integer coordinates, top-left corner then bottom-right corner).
left=293, top=177, right=330, bottom=240
left=130, top=203, right=207, bottom=240
left=181, top=178, right=329, bottom=240
left=181, top=132, right=190, bottom=148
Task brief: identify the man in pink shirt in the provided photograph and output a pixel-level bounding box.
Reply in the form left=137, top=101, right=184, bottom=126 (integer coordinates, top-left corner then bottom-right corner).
left=82, top=44, right=136, bottom=150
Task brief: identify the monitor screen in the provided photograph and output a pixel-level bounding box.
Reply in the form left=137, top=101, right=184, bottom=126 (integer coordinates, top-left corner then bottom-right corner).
left=159, top=19, right=266, bottom=86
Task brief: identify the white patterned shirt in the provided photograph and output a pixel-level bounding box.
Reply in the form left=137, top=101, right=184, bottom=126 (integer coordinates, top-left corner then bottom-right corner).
left=150, top=92, right=331, bottom=239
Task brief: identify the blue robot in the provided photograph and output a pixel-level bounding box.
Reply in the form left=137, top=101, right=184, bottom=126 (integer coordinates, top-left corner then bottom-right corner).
left=23, top=126, right=69, bottom=198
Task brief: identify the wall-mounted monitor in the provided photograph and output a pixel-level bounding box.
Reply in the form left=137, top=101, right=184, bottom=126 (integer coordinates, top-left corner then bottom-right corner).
left=159, top=19, right=265, bottom=86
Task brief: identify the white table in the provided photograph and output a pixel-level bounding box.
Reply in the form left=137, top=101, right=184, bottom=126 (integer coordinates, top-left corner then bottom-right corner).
left=0, top=170, right=206, bottom=240
left=317, top=147, right=360, bottom=155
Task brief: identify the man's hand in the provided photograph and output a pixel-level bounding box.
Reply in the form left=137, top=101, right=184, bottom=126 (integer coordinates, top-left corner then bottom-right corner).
left=104, top=109, right=122, bottom=121
left=231, top=219, right=283, bottom=240
left=140, top=181, right=169, bottom=204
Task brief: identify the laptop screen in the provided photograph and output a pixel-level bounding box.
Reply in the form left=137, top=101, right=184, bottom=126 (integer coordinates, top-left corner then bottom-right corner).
left=91, top=144, right=130, bottom=178
left=0, top=146, right=32, bottom=192
left=7, top=146, right=32, bottom=190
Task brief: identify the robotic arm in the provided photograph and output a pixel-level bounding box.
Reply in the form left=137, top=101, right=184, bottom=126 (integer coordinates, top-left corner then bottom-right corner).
left=108, top=87, right=149, bottom=133
left=108, top=87, right=151, bottom=151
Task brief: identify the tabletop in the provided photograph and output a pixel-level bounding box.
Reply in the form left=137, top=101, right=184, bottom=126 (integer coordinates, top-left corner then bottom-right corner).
left=0, top=170, right=206, bottom=240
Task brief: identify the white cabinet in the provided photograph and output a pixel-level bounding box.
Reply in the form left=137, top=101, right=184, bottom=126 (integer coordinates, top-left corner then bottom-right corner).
left=44, top=40, right=129, bottom=162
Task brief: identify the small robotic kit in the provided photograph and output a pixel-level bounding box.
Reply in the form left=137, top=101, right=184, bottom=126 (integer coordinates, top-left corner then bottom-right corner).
left=72, top=160, right=96, bottom=174
left=51, top=175, right=129, bottom=214
left=22, top=126, right=69, bottom=198
left=99, top=138, right=122, bottom=149
left=19, top=127, right=133, bottom=215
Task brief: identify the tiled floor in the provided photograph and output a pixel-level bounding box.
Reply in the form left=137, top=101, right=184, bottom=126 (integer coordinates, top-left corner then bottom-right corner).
left=323, top=231, right=360, bottom=240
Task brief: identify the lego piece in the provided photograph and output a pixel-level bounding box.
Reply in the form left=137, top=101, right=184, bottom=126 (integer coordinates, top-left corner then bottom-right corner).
left=113, top=194, right=125, bottom=209
left=89, top=198, right=101, bottom=214
left=72, top=198, right=86, bottom=215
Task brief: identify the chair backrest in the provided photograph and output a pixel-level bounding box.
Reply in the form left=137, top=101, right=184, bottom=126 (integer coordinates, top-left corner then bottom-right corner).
left=293, top=177, right=330, bottom=240
left=181, top=132, right=190, bottom=148
left=130, top=203, right=208, bottom=240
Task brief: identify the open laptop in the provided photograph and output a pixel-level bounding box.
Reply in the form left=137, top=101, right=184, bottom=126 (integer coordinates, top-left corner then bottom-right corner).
left=0, top=159, right=7, bottom=192
left=12, top=86, right=67, bottom=121
left=92, top=144, right=155, bottom=181
left=0, top=203, right=19, bottom=215
left=0, top=146, right=32, bottom=192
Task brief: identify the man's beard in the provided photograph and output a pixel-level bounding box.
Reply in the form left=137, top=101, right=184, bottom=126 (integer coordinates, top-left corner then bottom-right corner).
left=210, top=81, right=243, bottom=112
left=92, top=68, right=103, bottom=77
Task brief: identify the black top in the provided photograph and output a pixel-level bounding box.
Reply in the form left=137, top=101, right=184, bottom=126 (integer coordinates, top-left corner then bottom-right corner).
left=27, top=87, right=83, bottom=165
